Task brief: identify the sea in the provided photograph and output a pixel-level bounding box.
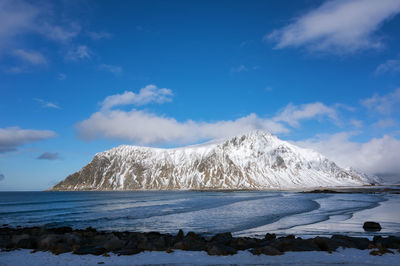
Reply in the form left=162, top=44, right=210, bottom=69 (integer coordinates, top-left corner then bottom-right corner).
left=0, top=191, right=399, bottom=238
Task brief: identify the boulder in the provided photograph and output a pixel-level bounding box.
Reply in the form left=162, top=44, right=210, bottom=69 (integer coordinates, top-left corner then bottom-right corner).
left=331, top=235, right=370, bottom=250
left=250, top=245, right=283, bottom=256
left=265, top=233, right=276, bottom=241
left=363, top=221, right=382, bottom=232
left=210, top=232, right=233, bottom=244
left=103, top=236, right=125, bottom=251
left=229, top=237, right=258, bottom=250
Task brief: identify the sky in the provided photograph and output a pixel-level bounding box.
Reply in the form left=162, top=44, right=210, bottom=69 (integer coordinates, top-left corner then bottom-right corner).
left=1, top=0, right=400, bottom=191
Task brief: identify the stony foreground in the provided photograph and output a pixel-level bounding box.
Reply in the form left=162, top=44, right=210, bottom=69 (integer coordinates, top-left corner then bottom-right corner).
left=1, top=226, right=400, bottom=257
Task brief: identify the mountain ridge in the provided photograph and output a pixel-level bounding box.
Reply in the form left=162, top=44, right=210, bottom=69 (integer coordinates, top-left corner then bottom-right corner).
left=50, top=131, right=378, bottom=191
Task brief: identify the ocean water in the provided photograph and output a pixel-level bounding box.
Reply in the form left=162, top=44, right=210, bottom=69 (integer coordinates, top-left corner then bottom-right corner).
left=0, top=191, right=398, bottom=238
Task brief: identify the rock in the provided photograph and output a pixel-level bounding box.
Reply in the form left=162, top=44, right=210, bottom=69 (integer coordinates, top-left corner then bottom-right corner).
left=331, top=235, right=370, bottom=250
left=173, top=241, right=187, bottom=250
left=50, top=243, right=72, bottom=255
left=38, top=234, right=62, bottom=249
left=278, top=235, right=295, bottom=240
left=370, top=249, right=382, bottom=256
left=176, top=230, right=184, bottom=240
left=370, top=248, right=394, bottom=256
left=363, top=221, right=382, bottom=232
left=50, top=227, right=73, bottom=234
left=63, top=233, right=81, bottom=246
left=210, top=232, right=233, bottom=244
left=185, top=232, right=199, bottom=240
left=148, top=236, right=167, bottom=251
left=73, top=245, right=106, bottom=255
left=373, top=236, right=400, bottom=249
left=17, top=238, right=38, bottom=249
left=265, top=233, right=276, bottom=241
left=11, top=234, right=30, bottom=245
left=173, top=239, right=206, bottom=251
left=85, top=227, right=97, bottom=232
left=304, top=189, right=341, bottom=193
left=273, top=238, right=319, bottom=252
left=103, top=236, right=125, bottom=251
left=250, top=245, right=283, bottom=256
left=206, top=243, right=237, bottom=256
left=0, top=236, right=13, bottom=249
left=314, top=237, right=338, bottom=251
left=229, top=237, right=258, bottom=250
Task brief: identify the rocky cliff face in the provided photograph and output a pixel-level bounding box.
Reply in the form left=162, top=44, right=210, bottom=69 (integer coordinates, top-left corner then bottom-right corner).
left=50, top=131, right=378, bottom=190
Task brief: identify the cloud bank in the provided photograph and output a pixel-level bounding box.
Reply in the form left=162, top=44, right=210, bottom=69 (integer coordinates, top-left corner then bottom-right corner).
left=0, top=127, right=56, bottom=153
left=267, top=0, right=400, bottom=53
left=77, top=111, right=289, bottom=145
left=296, top=132, right=400, bottom=179
left=77, top=85, right=338, bottom=145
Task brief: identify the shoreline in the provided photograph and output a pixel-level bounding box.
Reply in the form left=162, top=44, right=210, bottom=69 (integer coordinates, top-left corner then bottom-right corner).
left=1, top=226, right=399, bottom=257
left=45, top=184, right=400, bottom=193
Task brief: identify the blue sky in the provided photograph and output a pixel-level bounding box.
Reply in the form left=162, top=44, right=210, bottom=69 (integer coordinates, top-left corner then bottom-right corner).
left=1, top=0, right=400, bottom=190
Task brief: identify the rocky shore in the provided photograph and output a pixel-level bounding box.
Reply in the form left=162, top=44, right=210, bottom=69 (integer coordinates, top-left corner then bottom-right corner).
left=1, top=226, right=400, bottom=257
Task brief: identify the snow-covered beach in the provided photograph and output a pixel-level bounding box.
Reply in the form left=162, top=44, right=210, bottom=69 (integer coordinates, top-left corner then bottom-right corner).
left=1, top=248, right=400, bottom=266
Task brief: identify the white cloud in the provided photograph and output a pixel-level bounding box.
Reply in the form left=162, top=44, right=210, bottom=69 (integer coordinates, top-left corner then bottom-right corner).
left=273, top=102, right=338, bottom=127
left=0, top=0, right=80, bottom=50
left=230, top=65, right=248, bottom=73
left=0, top=0, right=38, bottom=49
left=77, top=85, right=343, bottom=145
left=57, top=73, right=67, bottom=80
left=13, top=49, right=47, bottom=65
left=295, top=132, right=400, bottom=178
left=99, top=64, right=122, bottom=76
left=350, top=119, right=363, bottom=128
left=34, top=98, right=60, bottom=109
left=87, top=31, right=111, bottom=40
left=0, top=127, right=56, bottom=153
left=39, top=22, right=81, bottom=43
left=77, top=110, right=289, bottom=145
left=375, top=59, right=400, bottom=75
left=65, top=45, right=91, bottom=61
left=101, top=85, right=173, bottom=110
left=372, top=118, right=397, bottom=128
left=266, top=0, right=400, bottom=53
left=361, top=88, right=400, bottom=114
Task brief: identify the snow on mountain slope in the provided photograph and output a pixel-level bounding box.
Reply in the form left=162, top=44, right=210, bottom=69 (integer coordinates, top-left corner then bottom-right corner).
left=50, top=131, right=378, bottom=190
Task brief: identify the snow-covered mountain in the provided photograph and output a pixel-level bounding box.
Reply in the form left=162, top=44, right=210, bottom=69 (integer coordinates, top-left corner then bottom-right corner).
left=50, top=131, right=378, bottom=190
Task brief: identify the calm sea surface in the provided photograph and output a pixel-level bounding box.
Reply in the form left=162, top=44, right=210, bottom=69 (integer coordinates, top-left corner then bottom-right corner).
left=0, top=191, right=399, bottom=237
